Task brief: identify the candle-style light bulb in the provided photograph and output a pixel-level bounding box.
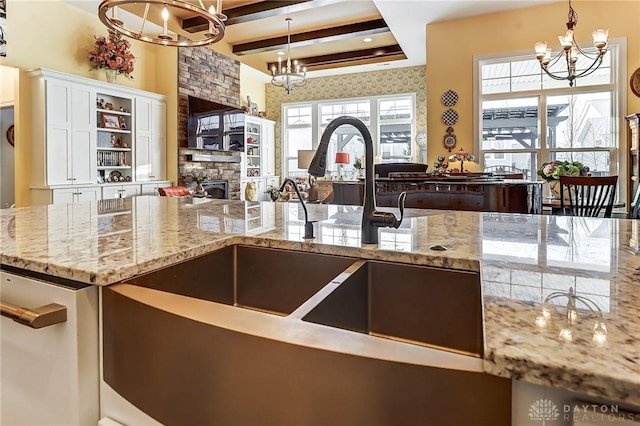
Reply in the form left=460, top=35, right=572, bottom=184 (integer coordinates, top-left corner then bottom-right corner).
left=161, top=5, right=169, bottom=35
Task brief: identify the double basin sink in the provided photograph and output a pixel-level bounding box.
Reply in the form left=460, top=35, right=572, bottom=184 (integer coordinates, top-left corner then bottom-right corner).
left=125, top=244, right=484, bottom=357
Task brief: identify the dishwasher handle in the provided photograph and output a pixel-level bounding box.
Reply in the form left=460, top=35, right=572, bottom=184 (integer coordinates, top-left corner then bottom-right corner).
left=0, top=301, right=67, bottom=328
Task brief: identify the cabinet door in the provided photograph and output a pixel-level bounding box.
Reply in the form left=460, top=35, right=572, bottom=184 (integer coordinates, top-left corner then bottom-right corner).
left=45, top=81, right=95, bottom=186
left=52, top=187, right=100, bottom=204
left=46, top=80, right=73, bottom=185
left=0, top=271, right=99, bottom=426
left=261, top=120, right=276, bottom=176
left=141, top=181, right=171, bottom=196
left=76, top=186, right=101, bottom=202
left=151, top=101, right=166, bottom=180
left=70, top=84, right=96, bottom=185
left=103, top=184, right=140, bottom=199
left=135, top=97, right=166, bottom=181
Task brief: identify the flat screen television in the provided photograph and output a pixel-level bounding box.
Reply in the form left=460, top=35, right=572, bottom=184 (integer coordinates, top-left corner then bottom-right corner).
left=187, top=95, right=245, bottom=151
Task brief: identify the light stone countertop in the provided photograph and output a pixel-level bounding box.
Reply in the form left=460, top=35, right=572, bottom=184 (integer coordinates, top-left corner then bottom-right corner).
left=1, top=196, right=639, bottom=407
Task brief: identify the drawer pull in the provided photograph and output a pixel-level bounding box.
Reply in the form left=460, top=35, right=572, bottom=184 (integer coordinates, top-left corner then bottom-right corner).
left=0, top=302, right=67, bottom=328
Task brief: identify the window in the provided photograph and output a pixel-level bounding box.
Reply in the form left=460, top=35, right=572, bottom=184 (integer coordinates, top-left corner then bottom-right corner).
left=282, top=94, right=415, bottom=179
left=476, top=40, right=625, bottom=198
left=284, top=105, right=313, bottom=175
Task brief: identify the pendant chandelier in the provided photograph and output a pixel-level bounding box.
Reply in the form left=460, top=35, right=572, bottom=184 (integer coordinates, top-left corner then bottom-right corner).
left=98, top=0, right=226, bottom=47
left=533, top=0, right=608, bottom=87
left=271, top=18, right=307, bottom=94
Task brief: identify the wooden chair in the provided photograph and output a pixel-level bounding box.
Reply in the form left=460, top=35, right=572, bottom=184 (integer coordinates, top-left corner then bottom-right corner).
left=158, top=186, right=191, bottom=197
left=559, top=176, right=618, bottom=218
left=630, top=185, right=640, bottom=219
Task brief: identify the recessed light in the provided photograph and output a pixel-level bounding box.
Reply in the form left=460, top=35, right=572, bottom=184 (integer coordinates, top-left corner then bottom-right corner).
left=277, top=51, right=285, bottom=56
left=363, top=37, right=373, bottom=43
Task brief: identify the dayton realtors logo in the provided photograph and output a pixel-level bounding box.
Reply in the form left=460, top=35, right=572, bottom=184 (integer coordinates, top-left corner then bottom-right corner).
left=529, top=400, right=636, bottom=424
left=529, top=399, right=560, bottom=425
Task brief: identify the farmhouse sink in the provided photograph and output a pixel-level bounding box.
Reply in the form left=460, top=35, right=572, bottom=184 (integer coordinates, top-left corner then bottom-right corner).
left=302, top=260, right=484, bottom=356
left=104, top=247, right=509, bottom=425
left=126, top=245, right=355, bottom=316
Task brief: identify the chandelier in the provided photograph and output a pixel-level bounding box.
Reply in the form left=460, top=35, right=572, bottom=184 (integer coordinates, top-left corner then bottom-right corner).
left=98, top=0, right=226, bottom=47
left=534, top=287, right=607, bottom=346
left=271, top=18, right=307, bottom=94
left=533, top=0, right=608, bottom=87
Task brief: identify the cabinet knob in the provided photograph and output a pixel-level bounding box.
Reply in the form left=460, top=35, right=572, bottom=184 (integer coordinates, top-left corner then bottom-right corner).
left=149, top=175, right=155, bottom=178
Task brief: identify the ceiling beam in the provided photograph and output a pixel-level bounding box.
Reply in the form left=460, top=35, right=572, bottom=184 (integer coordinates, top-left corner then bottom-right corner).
left=182, top=0, right=342, bottom=33
left=233, top=19, right=389, bottom=56
left=267, top=44, right=405, bottom=71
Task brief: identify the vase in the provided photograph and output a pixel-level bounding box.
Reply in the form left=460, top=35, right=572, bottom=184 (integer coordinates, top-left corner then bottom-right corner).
left=105, top=69, right=117, bottom=84
left=547, top=179, right=574, bottom=200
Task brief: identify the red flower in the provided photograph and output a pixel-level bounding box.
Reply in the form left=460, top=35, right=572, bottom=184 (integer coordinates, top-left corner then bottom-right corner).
left=88, top=30, right=135, bottom=79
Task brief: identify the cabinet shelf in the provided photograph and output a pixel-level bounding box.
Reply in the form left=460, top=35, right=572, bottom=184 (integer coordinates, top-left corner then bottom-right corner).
left=97, top=108, right=131, bottom=116
left=98, top=166, right=132, bottom=170
left=97, top=128, right=131, bottom=134
left=98, top=147, right=131, bottom=152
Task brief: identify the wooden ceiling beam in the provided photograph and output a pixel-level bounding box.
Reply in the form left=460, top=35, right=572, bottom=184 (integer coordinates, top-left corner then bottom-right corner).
left=233, top=19, right=389, bottom=56
left=182, top=0, right=342, bottom=33
left=267, top=44, right=405, bottom=71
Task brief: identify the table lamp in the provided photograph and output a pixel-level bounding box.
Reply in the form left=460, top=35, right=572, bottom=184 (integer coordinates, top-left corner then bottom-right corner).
left=298, top=149, right=318, bottom=201
left=448, top=148, right=476, bottom=173
left=335, top=152, right=351, bottom=180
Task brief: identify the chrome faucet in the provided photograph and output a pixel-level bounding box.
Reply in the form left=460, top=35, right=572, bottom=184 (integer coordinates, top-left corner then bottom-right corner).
left=308, top=116, right=406, bottom=244
left=279, top=177, right=315, bottom=239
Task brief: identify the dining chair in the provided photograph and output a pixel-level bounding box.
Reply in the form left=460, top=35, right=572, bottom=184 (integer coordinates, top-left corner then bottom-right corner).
left=158, top=186, right=192, bottom=197
left=631, top=185, right=640, bottom=219
left=559, top=176, right=618, bottom=218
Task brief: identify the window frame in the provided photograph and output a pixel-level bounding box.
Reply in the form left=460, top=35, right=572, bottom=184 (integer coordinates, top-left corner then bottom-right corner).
left=281, top=93, right=416, bottom=179
left=473, top=38, right=628, bottom=203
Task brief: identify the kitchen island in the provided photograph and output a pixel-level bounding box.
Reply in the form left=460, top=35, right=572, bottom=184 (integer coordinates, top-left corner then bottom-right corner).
left=1, top=196, right=639, bottom=424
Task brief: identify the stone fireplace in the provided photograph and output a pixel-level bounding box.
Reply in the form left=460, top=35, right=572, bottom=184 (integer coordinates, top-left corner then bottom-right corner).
left=201, top=180, right=228, bottom=199
left=177, top=46, right=242, bottom=199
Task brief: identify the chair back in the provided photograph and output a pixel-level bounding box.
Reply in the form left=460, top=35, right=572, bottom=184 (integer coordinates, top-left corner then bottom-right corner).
left=559, top=176, right=618, bottom=218
left=158, top=186, right=191, bottom=197
left=631, top=185, right=640, bottom=219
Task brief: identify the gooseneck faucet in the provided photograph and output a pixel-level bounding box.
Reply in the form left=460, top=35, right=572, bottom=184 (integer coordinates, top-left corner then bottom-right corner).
left=308, top=116, right=406, bottom=244
left=280, top=177, right=315, bottom=239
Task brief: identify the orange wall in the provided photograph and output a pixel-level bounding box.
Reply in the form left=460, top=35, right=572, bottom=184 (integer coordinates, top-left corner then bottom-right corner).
left=426, top=0, right=640, bottom=169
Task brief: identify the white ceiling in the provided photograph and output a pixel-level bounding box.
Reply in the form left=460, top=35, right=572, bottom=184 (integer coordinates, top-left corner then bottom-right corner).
left=65, top=0, right=559, bottom=79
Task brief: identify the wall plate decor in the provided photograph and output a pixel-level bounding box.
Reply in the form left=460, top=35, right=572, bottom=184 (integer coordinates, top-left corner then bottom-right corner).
left=443, top=126, right=457, bottom=152
left=441, top=90, right=458, bottom=107
left=6, top=124, right=14, bottom=147
left=631, top=67, right=640, bottom=98
left=441, top=109, right=458, bottom=126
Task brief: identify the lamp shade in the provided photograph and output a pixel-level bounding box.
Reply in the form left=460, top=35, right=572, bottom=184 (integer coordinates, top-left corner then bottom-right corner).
left=298, top=149, right=316, bottom=169
left=335, top=152, right=350, bottom=165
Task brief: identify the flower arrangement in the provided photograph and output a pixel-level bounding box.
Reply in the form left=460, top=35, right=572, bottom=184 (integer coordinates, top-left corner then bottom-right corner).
left=353, top=157, right=363, bottom=171
left=265, top=185, right=282, bottom=202
left=182, top=169, right=210, bottom=186
left=537, top=160, right=589, bottom=181
left=88, top=30, right=135, bottom=79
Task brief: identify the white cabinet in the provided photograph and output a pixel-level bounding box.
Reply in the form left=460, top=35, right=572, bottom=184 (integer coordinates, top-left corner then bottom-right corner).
left=0, top=270, right=99, bottom=425
left=241, top=176, right=280, bottom=202
left=135, top=97, right=166, bottom=182
left=34, top=76, right=96, bottom=186
left=102, top=183, right=140, bottom=199
left=52, top=186, right=101, bottom=204
left=28, top=68, right=168, bottom=206
left=243, top=116, right=275, bottom=179
left=140, top=181, right=171, bottom=196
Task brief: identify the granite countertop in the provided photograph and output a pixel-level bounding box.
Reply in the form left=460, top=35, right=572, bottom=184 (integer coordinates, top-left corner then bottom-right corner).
left=1, top=196, right=639, bottom=406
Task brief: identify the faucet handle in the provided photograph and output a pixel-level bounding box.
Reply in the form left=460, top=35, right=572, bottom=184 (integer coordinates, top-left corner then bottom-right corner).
left=394, top=191, right=406, bottom=229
